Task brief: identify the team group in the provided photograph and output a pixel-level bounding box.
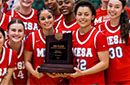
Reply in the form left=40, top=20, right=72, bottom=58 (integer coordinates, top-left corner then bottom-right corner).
left=0, top=0, right=129, bottom=85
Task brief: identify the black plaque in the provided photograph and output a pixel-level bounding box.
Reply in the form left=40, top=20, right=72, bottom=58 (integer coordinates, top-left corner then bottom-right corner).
left=38, top=33, right=75, bottom=73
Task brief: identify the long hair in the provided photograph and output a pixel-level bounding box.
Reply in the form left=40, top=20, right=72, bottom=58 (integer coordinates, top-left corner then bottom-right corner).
left=119, top=0, right=130, bottom=44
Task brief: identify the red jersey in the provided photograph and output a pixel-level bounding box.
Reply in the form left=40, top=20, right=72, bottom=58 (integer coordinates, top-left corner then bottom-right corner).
left=95, top=8, right=110, bottom=27
left=0, top=47, right=17, bottom=82
left=25, top=29, right=65, bottom=85
left=99, top=21, right=130, bottom=82
left=55, top=19, right=80, bottom=34
left=54, top=13, right=64, bottom=27
left=4, top=40, right=27, bottom=85
left=0, top=13, right=11, bottom=31
left=6, top=9, right=40, bottom=37
left=70, top=27, right=108, bottom=85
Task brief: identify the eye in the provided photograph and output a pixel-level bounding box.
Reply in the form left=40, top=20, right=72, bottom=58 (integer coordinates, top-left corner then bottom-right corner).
left=115, top=5, right=120, bottom=9
left=64, top=0, right=70, bottom=4
left=58, top=1, right=63, bottom=6
left=85, top=13, right=89, bottom=16
left=40, top=17, right=45, bottom=20
left=48, top=15, right=52, bottom=19
left=18, top=29, right=23, bottom=32
left=11, top=28, right=16, bottom=32
left=77, top=12, right=82, bottom=16
left=108, top=4, right=112, bottom=8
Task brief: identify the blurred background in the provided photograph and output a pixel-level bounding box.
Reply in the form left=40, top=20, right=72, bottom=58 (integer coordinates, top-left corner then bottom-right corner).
left=32, top=0, right=130, bottom=10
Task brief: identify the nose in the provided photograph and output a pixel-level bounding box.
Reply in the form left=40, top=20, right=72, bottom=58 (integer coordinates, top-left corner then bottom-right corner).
left=110, top=7, right=115, bottom=11
left=45, top=18, right=49, bottom=22
left=81, top=14, right=85, bottom=19
left=15, top=31, right=18, bottom=35
left=62, top=2, right=66, bottom=7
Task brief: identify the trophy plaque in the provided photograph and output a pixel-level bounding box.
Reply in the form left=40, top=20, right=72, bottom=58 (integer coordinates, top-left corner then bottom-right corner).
left=38, top=33, right=75, bottom=73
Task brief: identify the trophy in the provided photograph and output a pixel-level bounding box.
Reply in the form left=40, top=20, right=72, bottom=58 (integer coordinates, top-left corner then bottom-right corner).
left=38, top=33, right=75, bottom=73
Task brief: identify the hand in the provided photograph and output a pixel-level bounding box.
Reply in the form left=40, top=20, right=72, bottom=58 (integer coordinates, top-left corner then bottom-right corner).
left=46, top=73, right=69, bottom=78
left=69, top=67, right=83, bottom=78
left=32, top=66, right=44, bottom=79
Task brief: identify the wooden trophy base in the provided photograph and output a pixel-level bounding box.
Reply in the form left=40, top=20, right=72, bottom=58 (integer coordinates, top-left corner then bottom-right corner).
left=38, top=64, right=75, bottom=73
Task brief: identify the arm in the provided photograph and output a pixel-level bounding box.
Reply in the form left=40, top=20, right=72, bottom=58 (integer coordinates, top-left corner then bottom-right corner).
left=1, top=68, right=15, bottom=85
left=24, top=50, right=43, bottom=79
left=70, top=50, right=109, bottom=78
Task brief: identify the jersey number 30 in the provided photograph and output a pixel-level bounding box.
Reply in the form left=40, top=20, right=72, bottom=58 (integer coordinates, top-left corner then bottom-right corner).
left=109, top=46, right=123, bottom=59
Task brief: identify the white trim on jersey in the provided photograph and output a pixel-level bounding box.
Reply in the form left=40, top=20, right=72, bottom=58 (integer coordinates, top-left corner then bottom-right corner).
left=4, top=40, right=8, bottom=48
left=11, top=9, right=14, bottom=17
left=0, top=13, right=5, bottom=26
left=8, top=49, right=12, bottom=66
left=17, top=9, right=34, bottom=20
left=55, top=14, right=63, bottom=22
left=38, top=30, right=45, bottom=44
left=0, top=47, right=5, bottom=64
left=105, top=21, right=120, bottom=33
left=9, top=16, right=11, bottom=22
left=18, top=40, right=24, bottom=59
left=55, top=20, right=62, bottom=33
left=63, top=19, right=77, bottom=29
left=76, top=27, right=96, bottom=45
left=32, top=32, right=35, bottom=50
left=98, top=25, right=101, bottom=31
left=94, top=31, right=100, bottom=48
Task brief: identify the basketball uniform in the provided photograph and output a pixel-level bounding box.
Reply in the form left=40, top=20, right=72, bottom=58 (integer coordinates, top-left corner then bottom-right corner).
left=6, top=9, right=40, bottom=37
left=69, top=27, right=108, bottom=85
left=0, top=47, right=17, bottom=82
left=25, top=29, right=66, bottom=85
left=99, top=21, right=130, bottom=84
left=4, top=40, right=27, bottom=85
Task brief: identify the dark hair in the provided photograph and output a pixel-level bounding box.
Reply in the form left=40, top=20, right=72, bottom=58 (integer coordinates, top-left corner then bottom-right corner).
left=8, top=18, right=25, bottom=31
left=119, top=0, right=130, bottom=44
left=74, top=0, right=96, bottom=22
left=0, top=27, right=5, bottom=39
left=37, top=8, right=54, bottom=23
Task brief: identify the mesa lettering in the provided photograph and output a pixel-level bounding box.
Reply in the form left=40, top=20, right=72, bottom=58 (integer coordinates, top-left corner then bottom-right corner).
left=72, top=48, right=93, bottom=57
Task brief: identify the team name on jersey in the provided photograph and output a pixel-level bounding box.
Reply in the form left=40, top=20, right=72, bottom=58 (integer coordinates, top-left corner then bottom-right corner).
left=107, top=35, right=125, bottom=45
left=94, top=16, right=110, bottom=25
left=23, top=22, right=38, bottom=31
left=15, top=61, right=25, bottom=70
left=72, top=48, right=93, bottom=57
left=37, top=48, right=46, bottom=57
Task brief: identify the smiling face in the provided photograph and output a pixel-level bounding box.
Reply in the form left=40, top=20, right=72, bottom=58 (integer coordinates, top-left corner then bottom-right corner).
left=39, top=10, right=54, bottom=30
left=20, top=0, right=34, bottom=8
left=8, top=23, right=25, bottom=43
left=76, top=6, right=95, bottom=28
left=57, top=0, right=74, bottom=16
left=107, top=0, right=124, bottom=20
left=44, top=0, right=58, bottom=11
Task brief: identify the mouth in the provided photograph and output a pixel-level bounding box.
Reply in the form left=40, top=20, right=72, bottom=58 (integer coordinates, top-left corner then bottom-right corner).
left=109, top=12, right=116, bottom=17
left=48, top=4, right=54, bottom=8
left=79, top=20, right=87, bottom=24
left=60, top=7, right=68, bottom=14
left=12, top=36, right=21, bottom=40
left=44, top=23, right=52, bottom=27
